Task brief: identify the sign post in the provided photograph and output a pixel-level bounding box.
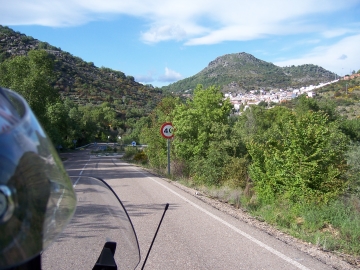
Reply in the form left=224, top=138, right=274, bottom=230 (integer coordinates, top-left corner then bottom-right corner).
left=160, top=122, right=174, bottom=175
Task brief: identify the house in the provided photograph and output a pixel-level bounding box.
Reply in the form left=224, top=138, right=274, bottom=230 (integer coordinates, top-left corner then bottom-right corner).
left=343, top=73, right=360, bottom=80
left=307, top=92, right=315, bottom=98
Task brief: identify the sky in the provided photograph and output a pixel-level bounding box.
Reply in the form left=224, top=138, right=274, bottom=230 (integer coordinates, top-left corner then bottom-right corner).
left=1, top=0, right=360, bottom=87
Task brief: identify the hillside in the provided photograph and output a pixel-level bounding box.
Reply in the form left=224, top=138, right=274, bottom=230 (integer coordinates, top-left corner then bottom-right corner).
left=315, top=73, right=360, bottom=119
left=162, top=52, right=337, bottom=93
left=0, top=25, right=164, bottom=119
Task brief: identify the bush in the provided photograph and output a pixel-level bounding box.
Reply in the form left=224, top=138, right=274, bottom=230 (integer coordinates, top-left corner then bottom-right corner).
left=221, top=157, right=249, bottom=189
left=190, top=141, right=230, bottom=186
left=123, top=146, right=139, bottom=159
left=191, top=158, right=221, bottom=186
left=133, top=151, right=148, bottom=164
left=248, top=111, right=349, bottom=205
left=171, top=158, right=190, bottom=178
left=335, top=98, right=354, bottom=106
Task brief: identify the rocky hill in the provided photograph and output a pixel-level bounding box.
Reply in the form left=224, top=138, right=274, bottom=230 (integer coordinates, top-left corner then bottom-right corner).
left=0, top=25, right=163, bottom=118
left=162, top=52, right=337, bottom=94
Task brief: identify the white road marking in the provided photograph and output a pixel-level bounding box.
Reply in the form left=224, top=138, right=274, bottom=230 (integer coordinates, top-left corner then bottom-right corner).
left=140, top=171, right=310, bottom=270
left=73, top=159, right=89, bottom=187
left=73, top=177, right=81, bottom=188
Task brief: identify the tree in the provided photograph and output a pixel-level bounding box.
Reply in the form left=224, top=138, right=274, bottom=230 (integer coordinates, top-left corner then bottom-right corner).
left=122, top=116, right=150, bottom=144
left=45, top=99, right=90, bottom=148
left=248, top=110, right=349, bottom=205
left=235, top=105, right=289, bottom=143
left=45, top=101, right=69, bottom=145
left=293, top=95, right=338, bottom=122
left=339, top=118, right=360, bottom=142
left=171, top=85, right=233, bottom=185
left=0, top=50, right=58, bottom=124
left=172, top=85, right=232, bottom=161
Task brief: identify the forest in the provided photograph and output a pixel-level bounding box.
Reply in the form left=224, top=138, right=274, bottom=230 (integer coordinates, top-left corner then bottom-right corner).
left=0, top=49, right=160, bottom=148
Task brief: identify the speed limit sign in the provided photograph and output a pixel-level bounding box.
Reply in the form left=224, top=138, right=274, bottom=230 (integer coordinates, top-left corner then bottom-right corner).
left=160, top=122, right=174, bottom=139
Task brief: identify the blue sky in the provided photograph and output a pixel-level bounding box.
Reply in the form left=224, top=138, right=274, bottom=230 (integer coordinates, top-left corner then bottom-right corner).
left=1, top=0, right=360, bottom=87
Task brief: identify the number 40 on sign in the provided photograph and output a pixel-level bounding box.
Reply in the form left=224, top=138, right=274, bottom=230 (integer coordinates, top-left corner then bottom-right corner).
left=160, top=122, right=174, bottom=139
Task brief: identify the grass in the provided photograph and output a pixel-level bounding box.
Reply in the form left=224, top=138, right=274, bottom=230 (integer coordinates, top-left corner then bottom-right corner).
left=245, top=197, right=360, bottom=258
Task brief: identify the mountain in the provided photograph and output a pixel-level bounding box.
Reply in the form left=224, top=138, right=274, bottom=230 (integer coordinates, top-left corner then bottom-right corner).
left=0, top=25, right=164, bottom=118
left=162, top=52, right=338, bottom=93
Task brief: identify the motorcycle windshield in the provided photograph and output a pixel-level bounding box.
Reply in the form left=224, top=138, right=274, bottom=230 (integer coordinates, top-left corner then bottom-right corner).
left=0, top=88, right=76, bottom=269
left=42, top=176, right=140, bottom=270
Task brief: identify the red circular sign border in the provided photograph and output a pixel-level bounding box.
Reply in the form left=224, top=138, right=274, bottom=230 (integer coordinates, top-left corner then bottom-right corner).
left=160, top=122, right=174, bottom=139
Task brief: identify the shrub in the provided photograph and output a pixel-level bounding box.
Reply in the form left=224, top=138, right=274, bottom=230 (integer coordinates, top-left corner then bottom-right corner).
left=123, top=146, right=139, bottom=159
left=171, top=158, right=190, bottom=178
left=191, top=158, right=222, bottom=186
left=248, top=111, right=349, bottom=205
left=221, top=157, right=249, bottom=189
left=133, top=151, right=148, bottom=163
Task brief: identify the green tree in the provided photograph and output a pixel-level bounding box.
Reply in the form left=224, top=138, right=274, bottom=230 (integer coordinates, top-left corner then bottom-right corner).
left=248, top=110, right=349, bottom=205
left=0, top=50, right=58, bottom=124
left=234, top=105, right=289, bottom=144
left=340, top=118, right=360, bottom=142
left=46, top=99, right=88, bottom=148
left=123, top=116, right=151, bottom=144
left=190, top=121, right=232, bottom=185
left=171, top=85, right=233, bottom=185
left=172, top=85, right=232, bottom=160
left=45, top=101, right=69, bottom=145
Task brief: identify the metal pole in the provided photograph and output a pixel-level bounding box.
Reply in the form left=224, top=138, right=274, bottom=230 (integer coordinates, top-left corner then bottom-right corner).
left=167, top=139, right=170, bottom=175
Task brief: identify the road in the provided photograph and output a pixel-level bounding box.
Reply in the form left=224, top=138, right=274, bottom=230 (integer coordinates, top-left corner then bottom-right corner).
left=42, top=145, right=351, bottom=269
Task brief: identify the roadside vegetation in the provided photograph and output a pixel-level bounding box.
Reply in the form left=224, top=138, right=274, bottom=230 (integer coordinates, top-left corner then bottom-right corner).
left=0, top=50, right=150, bottom=149
left=132, top=83, right=360, bottom=265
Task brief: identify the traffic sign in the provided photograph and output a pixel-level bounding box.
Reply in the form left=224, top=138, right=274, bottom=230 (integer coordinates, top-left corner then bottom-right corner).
left=131, top=141, right=136, bottom=146
left=160, top=122, right=174, bottom=139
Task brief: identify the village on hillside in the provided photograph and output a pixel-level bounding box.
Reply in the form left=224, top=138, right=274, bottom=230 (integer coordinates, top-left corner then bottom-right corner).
left=225, top=77, right=356, bottom=112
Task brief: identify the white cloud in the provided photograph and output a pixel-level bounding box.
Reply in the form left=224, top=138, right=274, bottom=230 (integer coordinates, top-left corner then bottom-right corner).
left=274, top=34, right=360, bottom=76
left=134, top=67, right=182, bottom=84
left=2, top=0, right=359, bottom=44
left=322, top=28, right=354, bottom=39
left=141, top=24, right=187, bottom=43
left=1, top=1, right=91, bottom=26
left=135, top=74, right=155, bottom=84
left=134, top=69, right=157, bottom=84
left=158, top=67, right=182, bottom=82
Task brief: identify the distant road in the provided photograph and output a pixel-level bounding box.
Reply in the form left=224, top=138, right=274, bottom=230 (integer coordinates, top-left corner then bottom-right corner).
left=43, top=145, right=352, bottom=269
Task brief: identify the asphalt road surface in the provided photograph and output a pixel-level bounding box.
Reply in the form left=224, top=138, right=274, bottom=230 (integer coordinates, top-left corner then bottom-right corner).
left=42, top=145, right=350, bottom=269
